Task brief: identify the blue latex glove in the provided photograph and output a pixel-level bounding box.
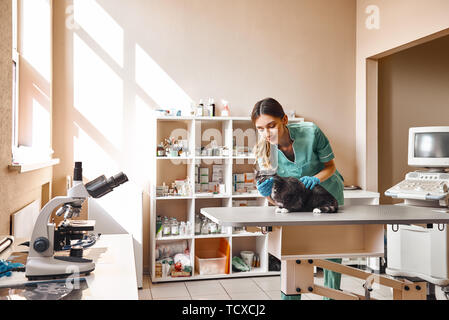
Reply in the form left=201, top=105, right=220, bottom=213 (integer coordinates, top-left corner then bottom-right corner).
left=257, top=178, right=274, bottom=197
left=0, top=260, right=24, bottom=278
left=300, top=176, right=320, bottom=190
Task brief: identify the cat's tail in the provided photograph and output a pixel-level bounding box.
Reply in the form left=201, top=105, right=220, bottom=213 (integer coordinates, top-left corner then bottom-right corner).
left=314, top=205, right=338, bottom=214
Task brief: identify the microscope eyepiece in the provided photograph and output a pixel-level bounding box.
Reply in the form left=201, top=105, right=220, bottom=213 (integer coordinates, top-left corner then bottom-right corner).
left=85, top=172, right=129, bottom=198
left=109, top=172, right=129, bottom=187
left=74, top=162, right=83, bottom=181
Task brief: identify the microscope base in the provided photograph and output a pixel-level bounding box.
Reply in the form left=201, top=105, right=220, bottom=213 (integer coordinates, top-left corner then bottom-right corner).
left=25, top=256, right=95, bottom=280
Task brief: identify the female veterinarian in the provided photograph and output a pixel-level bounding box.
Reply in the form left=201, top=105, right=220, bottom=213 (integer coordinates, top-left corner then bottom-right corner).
left=252, top=97, right=345, bottom=300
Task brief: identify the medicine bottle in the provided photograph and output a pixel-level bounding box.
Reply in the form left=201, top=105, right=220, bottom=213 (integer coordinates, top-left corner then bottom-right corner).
left=170, top=218, right=179, bottom=236
left=162, top=217, right=171, bottom=237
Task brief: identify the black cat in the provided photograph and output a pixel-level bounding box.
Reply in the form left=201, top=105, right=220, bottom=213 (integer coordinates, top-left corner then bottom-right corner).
left=255, top=171, right=339, bottom=214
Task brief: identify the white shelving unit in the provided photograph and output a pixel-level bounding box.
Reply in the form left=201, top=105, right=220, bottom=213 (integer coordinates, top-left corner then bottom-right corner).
left=150, top=115, right=304, bottom=283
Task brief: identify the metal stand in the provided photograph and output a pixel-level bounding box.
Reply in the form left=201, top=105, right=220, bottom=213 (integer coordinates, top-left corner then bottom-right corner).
left=281, top=259, right=427, bottom=300
left=427, top=282, right=436, bottom=300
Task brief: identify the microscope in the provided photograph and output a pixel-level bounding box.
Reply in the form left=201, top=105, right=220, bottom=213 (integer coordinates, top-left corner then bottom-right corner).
left=25, top=162, right=128, bottom=280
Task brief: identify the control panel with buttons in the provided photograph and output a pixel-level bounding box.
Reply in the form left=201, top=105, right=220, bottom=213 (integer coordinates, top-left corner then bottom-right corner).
left=385, top=171, right=449, bottom=201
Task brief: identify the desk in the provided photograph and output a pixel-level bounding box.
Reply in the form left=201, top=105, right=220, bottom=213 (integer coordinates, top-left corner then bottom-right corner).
left=344, top=190, right=380, bottom=205
left=201, top=205, right=449, bottom=300
left=0, top=234, right=138, bottom=300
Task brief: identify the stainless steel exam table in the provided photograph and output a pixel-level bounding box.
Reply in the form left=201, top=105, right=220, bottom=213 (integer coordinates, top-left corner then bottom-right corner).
left=201, top=205, right=449, bottom=300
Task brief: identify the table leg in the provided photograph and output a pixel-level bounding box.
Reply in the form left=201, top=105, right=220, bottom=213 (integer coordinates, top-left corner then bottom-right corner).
left=280, top=259, right=427, bottom=300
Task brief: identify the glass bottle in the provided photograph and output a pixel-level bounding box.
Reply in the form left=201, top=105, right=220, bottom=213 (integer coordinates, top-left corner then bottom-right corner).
left=195, top=214, right=202, bottom=235
left=162, top=217, right=171, bottom=237
left=157, top=144, right=165, bottom=157
left=179, top=221, right=186, bottom=236
left=156, top=216, right=162, bottom=238
left=201, top=217, right=209, bottom=235
left=217, top=223, right=221, bottom=233
left=170, top=218, right=179, bottom=236
left=186, top=221, right=193, bottom=235
left=209, top=221, right=217, bottom=234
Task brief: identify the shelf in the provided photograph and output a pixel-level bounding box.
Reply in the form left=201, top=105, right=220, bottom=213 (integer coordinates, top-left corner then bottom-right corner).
left=186, top=233, right=266, bottom=238
left=194, top=116, right=233, bottom=121
left=232, top=193, right=263, bottom=198
left=155, top=116, right=195, bottom=121
left=152, top=271, right=280, bottom=283
left=196, top=156, right=230, bottom=160
left=156, top=194, right=239, bottom=200
left=343, top=190, right=380, bottom=199
left=195, top=193, right=231, bottom=199
left=155, top=196, right=194, bottom=200
left=230, top=267, right=267, bottom=275
left=156, top=235, right=193, bottom=241
left=194, top=234, right=231, bottom=239
left=192, top=273, right=230, bottom=279
left=157, top=156, right=193, bottom=160
left=151, top=114, right=289, bottom=283
left=231, top=270, right=280, bottom=277
left=233, top=155, right=256, bottom=159
left=156, top=115, right=305, bottom=122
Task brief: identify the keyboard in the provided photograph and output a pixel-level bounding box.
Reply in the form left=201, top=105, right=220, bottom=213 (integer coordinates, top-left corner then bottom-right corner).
left=385, top=172, right=449, bottom=200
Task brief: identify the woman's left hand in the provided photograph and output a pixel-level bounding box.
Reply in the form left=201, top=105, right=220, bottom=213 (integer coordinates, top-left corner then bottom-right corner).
left=300, top=176, right=320, bottom=190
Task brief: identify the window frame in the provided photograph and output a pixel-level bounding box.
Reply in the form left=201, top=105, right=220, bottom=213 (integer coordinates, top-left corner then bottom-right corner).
left=12, top=0, right=19, bottom=152
left=10, top=0, right=58, bottom=170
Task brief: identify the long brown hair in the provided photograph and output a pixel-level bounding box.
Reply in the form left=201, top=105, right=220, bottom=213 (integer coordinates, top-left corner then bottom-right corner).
left=251, top=98, right=286, bottom=169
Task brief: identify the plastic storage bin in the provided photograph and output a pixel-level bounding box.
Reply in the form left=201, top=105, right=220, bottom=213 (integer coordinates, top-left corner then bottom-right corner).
left=195, top=250, right=227, bottom=275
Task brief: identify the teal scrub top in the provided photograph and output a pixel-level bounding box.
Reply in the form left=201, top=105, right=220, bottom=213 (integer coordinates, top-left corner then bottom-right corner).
left=258, top=122, right=345, bottom=206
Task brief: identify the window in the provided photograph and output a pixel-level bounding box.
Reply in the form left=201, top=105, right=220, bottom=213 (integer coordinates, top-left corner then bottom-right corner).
left=12, top=0, right=18, bottom=150
left=11, top=0, right=53, bottom=165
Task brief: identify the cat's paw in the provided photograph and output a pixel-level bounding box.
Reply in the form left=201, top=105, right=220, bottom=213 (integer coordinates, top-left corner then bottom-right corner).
left=313, top=208, right=322, bottom=215
left=275, top=207, right=283, bottom=214
left=280, top=208, right=289, bottom=214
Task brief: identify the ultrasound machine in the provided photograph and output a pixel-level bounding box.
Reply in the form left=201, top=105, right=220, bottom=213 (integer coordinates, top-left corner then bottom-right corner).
left=385, top=127, right=449, bottom=298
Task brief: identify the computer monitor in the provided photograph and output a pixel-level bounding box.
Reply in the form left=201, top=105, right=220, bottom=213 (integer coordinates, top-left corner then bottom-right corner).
left=408, top=127, right=449, bottom=168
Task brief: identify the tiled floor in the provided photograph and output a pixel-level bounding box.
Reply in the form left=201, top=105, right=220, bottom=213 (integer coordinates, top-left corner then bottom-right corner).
left=138, top=270, right=394, bottom=300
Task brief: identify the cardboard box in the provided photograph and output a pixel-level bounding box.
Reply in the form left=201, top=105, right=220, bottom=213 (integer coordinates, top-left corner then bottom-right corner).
left=244, top=173, right=255, bottom=183
left=209, top=182, right=219, bottom=192
left=212, top=165, right=224, bottom=174
left=246, top=226, right=262, bottom=233
left=235, top=183, right=245, bottom=193
left=244, top=183, right=256, bottom=191
left=171, top=271, right=191, bottom=277
left=233, top=200, right=248, bottom=207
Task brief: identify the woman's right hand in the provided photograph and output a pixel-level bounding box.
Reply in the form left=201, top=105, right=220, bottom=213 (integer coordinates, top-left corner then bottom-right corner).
left=256, top=178, right=274, bottom=197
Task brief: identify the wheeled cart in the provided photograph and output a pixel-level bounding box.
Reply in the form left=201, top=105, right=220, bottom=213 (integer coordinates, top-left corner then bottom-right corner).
left=201, top=205, right=449, bottom=300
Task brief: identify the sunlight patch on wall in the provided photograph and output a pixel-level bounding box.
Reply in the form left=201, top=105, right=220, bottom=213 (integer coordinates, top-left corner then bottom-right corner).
left=135, top=43, right=193, bottom=112
left=73, top=0, right=124, bottom=67
left=20, top=0, right=51, bottom=82
left=74, top=33, right=124, bottom=149
left=134, top=95, right=153, bottom=186
left=73, top=123, right=119, bottom=181
left=31, top=98, right=51, bottom=150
